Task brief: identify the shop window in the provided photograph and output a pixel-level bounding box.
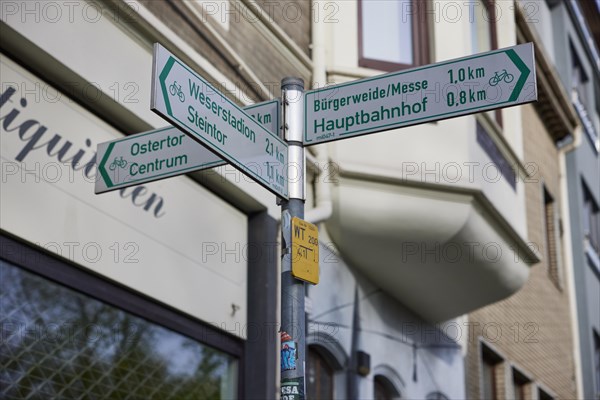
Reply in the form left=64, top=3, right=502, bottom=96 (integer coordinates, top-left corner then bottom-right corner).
left=307, top=347, right=334, bottom=399
left=544, top=186, right=562, bottom=289
left=582, top=181, right=600, bottom=255
left=0, top=252, right=239, bottom=399
left=358, top=0, right=430, bottom=71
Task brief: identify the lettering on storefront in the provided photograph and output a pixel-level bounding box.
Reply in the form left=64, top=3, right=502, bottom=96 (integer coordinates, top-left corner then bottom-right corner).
left=0, top=86, right=168, bottom=218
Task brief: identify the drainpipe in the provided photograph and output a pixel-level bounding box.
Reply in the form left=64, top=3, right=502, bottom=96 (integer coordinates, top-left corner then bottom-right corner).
left=347, top=286, right=360, bottom=399
left=305, top=0, right=333, bottom=226
left=557, top=125, right=584, bottom=399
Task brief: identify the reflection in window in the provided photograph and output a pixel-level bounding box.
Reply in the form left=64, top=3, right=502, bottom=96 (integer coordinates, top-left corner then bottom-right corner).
left=470, top=0, right=497, bottom=54
left=307, top=347, right=333, bottom=399
left=583, top=182, right=600, bottom=255
left=0, top=260, right=238, bottom=399
left=358, top=0, right=430, bottom=71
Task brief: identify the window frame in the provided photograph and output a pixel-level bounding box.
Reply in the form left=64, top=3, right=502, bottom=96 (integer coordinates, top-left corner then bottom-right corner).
left=307, top=346, right=335, bottom=399
left=594, top=330, right=600, bottom=398
left=426, top=391, right=449, bottom=400
left=471, top=0, right=502, bottom=125
left=0, top=233, right=245, bottom=397
left=582, top=180, right=600, bottom=255
left=357, top=0, right=430, bottom=72
left=373, top=374, right=401, bottom=399
left=480, top=342, right=503, bottom=400
left=511, top=367, right=531, bottom=400
left=482, top=0, right=499, bottom=52
left=543, top=185, right=563, bottom=290
left=538, top=387, right=555, bottom=400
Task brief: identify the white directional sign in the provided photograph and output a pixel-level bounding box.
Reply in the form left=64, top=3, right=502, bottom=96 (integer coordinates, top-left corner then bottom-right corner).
left=95, top=99, right=279, bottom=194
left=304, top=43, right=537, bottom=145
left=151, top=43, right=288, bottom=199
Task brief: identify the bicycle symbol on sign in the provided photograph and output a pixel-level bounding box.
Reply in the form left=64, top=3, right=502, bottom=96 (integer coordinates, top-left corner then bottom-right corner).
left=109, top=156, right=128, bottom=171
left=489, top=69, right=515, bottom=86
left=169, top=81, right=185, bottom=102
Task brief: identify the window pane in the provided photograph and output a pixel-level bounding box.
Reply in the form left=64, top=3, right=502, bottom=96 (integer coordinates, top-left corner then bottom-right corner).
left=471, top=0, right=492, bottom=53
left=594, top=331, right=600, bottom=395
left=538, top=388, right=554, bottom=400
left=374, top=379, right=389, bottom=400
left=544, top=187, right=561, bottom=288
left=583, top=183, right=600, bottom=254
left=482, top=359, right=496, bottom=400
left=362, top=0, right=413, bottom=65
left=374, top=376, right=397, bottom=400
left=307, top=348, right=333, bottom=399
left=0, top=260, right=238, bottom=399
left=512, top=370, right=527, bottom=400
left=426, top=392, right=449, bottom=400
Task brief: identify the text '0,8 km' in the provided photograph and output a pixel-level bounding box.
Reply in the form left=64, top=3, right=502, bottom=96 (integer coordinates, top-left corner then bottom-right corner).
left=304, top=43, right=537, bottom=146
left=151, top=43, right=289, bottom=199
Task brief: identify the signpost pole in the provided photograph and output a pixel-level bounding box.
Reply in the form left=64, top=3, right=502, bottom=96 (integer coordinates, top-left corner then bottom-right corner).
left=280, top=77, right=306, bottom=400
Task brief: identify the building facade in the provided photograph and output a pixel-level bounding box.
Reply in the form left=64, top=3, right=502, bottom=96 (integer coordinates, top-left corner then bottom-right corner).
left=1, top=1, right=311, bottom=397
left=309, top=0, right=538, bottom=398
left=550, top=0, right=600, bottom=398
left=464, top=0, right=600, bottom=398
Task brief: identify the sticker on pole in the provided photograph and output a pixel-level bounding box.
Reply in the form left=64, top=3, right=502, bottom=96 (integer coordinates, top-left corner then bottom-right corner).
left=281, top=377, right=304, bottom=400
left=291, top=217, right=319, bottom=284
left=280, top=331, right=297, bottom=371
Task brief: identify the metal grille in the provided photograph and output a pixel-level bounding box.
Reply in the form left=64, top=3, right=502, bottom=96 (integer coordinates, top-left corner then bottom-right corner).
left=1, top=261, right=237, bottom=400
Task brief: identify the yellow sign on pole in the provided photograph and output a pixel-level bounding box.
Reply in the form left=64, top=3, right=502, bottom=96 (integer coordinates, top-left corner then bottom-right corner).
left=291, top=217, right=319, bottom=284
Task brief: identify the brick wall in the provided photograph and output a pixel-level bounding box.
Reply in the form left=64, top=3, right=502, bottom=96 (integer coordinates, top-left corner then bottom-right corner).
left=140, top=0, right=311, bottom=102
left=254, top=0, right=311, bottom=55
left=466, top=105, right=577, bottom=399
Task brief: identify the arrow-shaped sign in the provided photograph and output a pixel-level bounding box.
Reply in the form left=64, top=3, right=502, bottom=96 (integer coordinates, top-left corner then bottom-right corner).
left=95, top=99, right=279, bottom=194
left=304, top=43, right=536, bottom=146
left=151, top=44, right=289, bottom=199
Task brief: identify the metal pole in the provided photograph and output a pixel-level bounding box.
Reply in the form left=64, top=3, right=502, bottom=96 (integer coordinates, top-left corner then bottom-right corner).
left=280, top=77, right=306, bottom=400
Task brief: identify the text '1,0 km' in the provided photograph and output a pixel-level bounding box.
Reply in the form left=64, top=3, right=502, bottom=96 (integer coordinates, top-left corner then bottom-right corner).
left=151, top=43, right=289, bottom=199
left=304, top=43, right=537, bottom=145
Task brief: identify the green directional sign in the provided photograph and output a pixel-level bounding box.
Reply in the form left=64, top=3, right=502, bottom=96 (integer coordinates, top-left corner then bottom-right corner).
left=94, top=99, right=279, bottom=194
left=304, top=43, right=537, bottom=145
left=151, top=44, right=288, bottom=199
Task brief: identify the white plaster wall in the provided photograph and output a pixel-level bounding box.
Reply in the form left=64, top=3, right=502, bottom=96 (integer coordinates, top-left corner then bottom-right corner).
left=323, top=0, right=529, bottom=242
left=309, top=228, right=466, bottom=399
